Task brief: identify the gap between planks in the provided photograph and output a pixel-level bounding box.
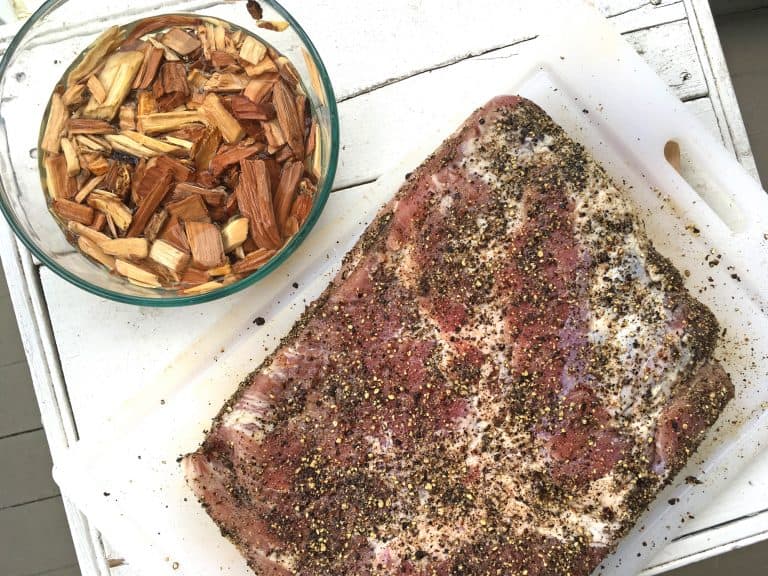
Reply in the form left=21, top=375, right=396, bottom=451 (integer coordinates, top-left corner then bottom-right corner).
left=0, top=425, right=43, bottom=440
left=0, top=493, right=60, bottom=512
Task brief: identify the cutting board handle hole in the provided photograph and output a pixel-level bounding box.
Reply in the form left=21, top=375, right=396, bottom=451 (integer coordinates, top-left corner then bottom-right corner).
left=664, top=139, right=746, bottom=233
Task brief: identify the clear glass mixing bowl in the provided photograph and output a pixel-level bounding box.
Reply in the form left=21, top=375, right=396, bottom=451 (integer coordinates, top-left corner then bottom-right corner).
left=0, top=0, right=339, bottom=306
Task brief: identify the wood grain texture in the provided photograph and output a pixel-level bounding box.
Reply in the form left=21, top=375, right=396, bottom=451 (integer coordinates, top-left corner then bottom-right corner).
left=0, top=429, right=58, bottom=509
left=0, top=361, right=40, bottom=438
left=0, top=293, right=26, bottom=368
left=713, top=5, right=768, bottom=186
left=685, top=0, right=760, bottom=179
left=0, top=496, right=78, bottom=576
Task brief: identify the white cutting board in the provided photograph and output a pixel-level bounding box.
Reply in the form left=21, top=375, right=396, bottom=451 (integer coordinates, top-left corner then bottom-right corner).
left=54, top=3, right=768, bottom=576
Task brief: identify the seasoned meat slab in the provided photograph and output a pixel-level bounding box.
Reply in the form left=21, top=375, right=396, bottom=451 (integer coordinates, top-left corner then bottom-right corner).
left=183, top=96, right=733, bottom=575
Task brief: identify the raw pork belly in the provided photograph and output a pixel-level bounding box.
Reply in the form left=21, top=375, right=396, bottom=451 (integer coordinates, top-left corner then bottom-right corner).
left=183, top=96, right=733, bottom=575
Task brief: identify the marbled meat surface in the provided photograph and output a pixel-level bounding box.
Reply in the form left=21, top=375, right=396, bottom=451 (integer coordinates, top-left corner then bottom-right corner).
left=183, top=96, right=734, bottom=576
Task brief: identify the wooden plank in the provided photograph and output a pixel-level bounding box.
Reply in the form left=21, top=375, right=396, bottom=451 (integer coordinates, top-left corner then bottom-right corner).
left=0, top=0, right=691, bottom=105
left=0, top=361, right=40, bottom=438
left=684, top=97, right=722, bottom=140
left=0, top=226, right=106, bottom=576
left=623, top=19, right=708, bottom=101
left=0, top=292, right=26, bottom=368
left=0, top=261, right=8, bottom=297
left=0, top=428, right=58, bottom=509
left=329, top=21, right=708, bottom=190
left=685, top=0, right=760, bottom=178
left=644, top=510, right=768, bottom=574
left=279, top=0, right=690, bottom=101
left=37, top=565, right=83, bottom=576
left=0, top=496, right=78, bottom=576
left=712, top=5, right=768, bottom=187
left=601, top=0, right=687, bottom=33
left=710, top=0, right=768, bottom=15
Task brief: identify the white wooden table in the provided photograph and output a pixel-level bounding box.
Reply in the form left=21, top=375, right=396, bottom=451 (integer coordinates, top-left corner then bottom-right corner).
left=1, top=1, right=765, bottom=574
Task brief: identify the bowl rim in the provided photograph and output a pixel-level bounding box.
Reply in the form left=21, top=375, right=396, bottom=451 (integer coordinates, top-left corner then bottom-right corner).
left=0, top=0, right=340, bottom=307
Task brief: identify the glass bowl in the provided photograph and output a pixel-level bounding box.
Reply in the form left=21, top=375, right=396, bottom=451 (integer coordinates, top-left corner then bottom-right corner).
left=0, top=0, right=339, bottom=306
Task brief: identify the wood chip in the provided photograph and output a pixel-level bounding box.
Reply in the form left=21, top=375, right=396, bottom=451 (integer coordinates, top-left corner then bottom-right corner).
left=144, top=209, right=168, bottom=242
left=166, top=194, right=210, bottom=222
left=45, top=155, right=76, bottom=199
left=230, top=96, right=275, bottom=121
left=148, top=37, right=180, bottom=62
left=91, top=211, right=107, bottom=232
left=137, top=91, right=158, bottom=117
left=159, top=215, right=190, bottom=252
left=79, top=236, right=115, bottom=270
left=275, top=56, right=301, bottom=87
left=243, top=56, right=277, bottom=78
left=127, top=15, right=202, bottom=42
left=153, top=62, right=190, bottom=111
left=161, top=28, right=202, bottom=56
left=239, top=36, right=267, bottom=66
left=119, top=104, right=137, bottom=131
left=121, top=131, right=183, bottom=155
left=68, top=26, right=125, bottom=86
left=180, top=280, right=223, bottom=295
left=115, top=259, right=161, bottom=287
left=186, top=221, right=225, bottom=268
left=256, top=20, right=290, bottom=32
left=62, top=84, right=87, bottom=108
left=104, top=134, right=157, bottom=158
left=203, top=72, right=249, bottom=93
left=210, top=143, right=263, bottom=176
left=53, top=198, right=94, bottom=224
left=290, top=187, right=313, bottom=225
left=179, top=266, right=208, bottom=286
left=232, top=248, right=276, bottom=274
left=68, top=220, right=110, bottom=244
left=272, top=80, right=303, bottom=158
left=88, top=196, right=133, bottom=231
left=210, top=50, right=240, bottom=71
left=201, top=93, right=244, bottom=144
left=133, top=45, right=165, bottom=90
left=68, top=118, right=117, bottom=135
left=171, top=182, right=227, bottom=206
left=74, top=174, right=106, bottom=203
left=262, top=119, right=286, bottom=151
left=155, top=155, right=192, bottom=182
left=164, top=136, right=193, bottom=151
left=274, top=160, right=303, bottom=234
left=82, top=51, right=144, bottom=121
left=126, top=169, right=173, bottom=236
left=208, top=263, right=231, bottom=277
left=221, top=217, right=249, bottom=252
left=101, top=238, right=149, bottom=259
left=283, top=215, right=299, bottom=237
left=149, top=239, right=190, bottom=273
left=192, top=126, right=221, bottom=171
left=237, top=159, right=281, bottom=249
left=138, top=110, right=207, bottom=134
left=103, top=162, right=132, bottom=199
left=42, top=94, right=68, bottom=153
left=60, top=138, right=81, bottom=176
left=187, top=68, right=208, bottom=91
left=87, top=75, right=107, bottom=104
left=244, top=76, right=276, bottom=103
